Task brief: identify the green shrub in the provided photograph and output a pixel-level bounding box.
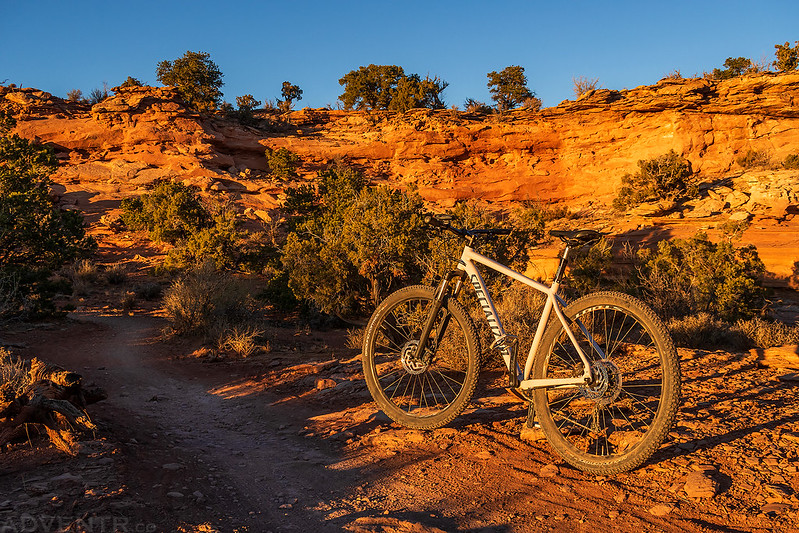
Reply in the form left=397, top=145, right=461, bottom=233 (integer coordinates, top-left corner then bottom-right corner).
left=634, top=232, right=765, bottom=321
left=134, top=282, right=162, bottom=300
left=388, top=74, right=448, bottom=112
left=0, top=128, right=95, bottom=319
left=234, top=94, right=262, bottom=124
left=282, top=167, right=426, bottom=316
left=783, top=153, right=799, bottom=169
left=422, top=201, right=544, bottom=287
left=121, top=181, right=246, bottom=270
left=164, top=202, right=243, bottom=270
left=338, top=64, right=447, bottom=111
left=121, top=181, right=211, bottom=243
left=614, top=150, right=696, bottom=210
left=120, top=76, right=143, bottom=88
left=565, top=237, right=613, bottom=296
left=156, top=51, right=224, bottom=112
left=281, top=168, right=547, bottom=319
left=265, top=147, right=300, bottom=179
left=736, top=149, right=771, bottom=169
left=279, top=82, right=303, bottom=112
left=282, top=183, right=317, bottom=216
left=236, top=94, right=261, bottom=112
left=712, top=57, right=756, bottom=80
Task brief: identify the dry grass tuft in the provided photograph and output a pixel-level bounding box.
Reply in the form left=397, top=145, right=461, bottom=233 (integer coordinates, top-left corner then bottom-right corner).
left=0, top=347, right=31, bottom=397
left=218, top=326, right=267, bottom=358
left=104, top=262, right=127, bottom=285
left=345, top=327, right=365, bottom=350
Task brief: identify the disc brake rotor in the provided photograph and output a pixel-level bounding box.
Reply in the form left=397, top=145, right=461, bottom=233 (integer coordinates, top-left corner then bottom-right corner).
left=400, top=340, right=428, bottom=375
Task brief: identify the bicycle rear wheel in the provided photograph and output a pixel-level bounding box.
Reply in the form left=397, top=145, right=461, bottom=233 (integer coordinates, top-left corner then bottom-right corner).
left=362, top=285, right=480, bottom=430
left=532, top=291, right=680, bottom=474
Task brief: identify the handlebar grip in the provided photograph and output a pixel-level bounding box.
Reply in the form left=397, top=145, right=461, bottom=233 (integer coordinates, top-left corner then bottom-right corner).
left=424, top=213, right=454, bottom=228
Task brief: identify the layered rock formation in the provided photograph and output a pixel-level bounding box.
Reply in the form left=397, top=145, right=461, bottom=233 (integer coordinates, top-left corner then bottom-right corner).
left=2, top=74, right=799, bottom=282
left=4, top=74, right=799, bottom=208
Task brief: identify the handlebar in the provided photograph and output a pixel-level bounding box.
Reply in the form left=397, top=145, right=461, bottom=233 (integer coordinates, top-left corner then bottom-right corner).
left=424, top=213, right=512, bottom=239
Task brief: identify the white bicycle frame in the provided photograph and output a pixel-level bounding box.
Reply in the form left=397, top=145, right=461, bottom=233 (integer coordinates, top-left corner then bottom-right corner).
left=457, top=245, right=598, bottom=390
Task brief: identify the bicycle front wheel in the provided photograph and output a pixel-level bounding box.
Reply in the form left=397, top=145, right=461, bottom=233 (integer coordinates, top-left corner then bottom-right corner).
left=532, top=291, right=680, bottom=474
left=362, top=285, right=480, bottom=430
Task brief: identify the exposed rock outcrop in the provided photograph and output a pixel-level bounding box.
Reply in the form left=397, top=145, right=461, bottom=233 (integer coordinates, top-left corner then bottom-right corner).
left=3, top=74, right=799, bottom=282
left=4, top=74, right=799, bottom=207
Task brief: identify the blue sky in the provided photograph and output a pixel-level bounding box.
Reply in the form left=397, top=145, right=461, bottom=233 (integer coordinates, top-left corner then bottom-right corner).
left=2, top=0, right=798, bottom=109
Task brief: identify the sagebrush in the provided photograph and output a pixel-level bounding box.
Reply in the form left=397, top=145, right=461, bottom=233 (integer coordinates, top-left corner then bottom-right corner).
left=614, top=151, right=697, bottom=210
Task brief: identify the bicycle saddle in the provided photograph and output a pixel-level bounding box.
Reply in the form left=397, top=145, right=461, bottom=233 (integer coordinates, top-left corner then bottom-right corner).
left=549, top=229, right=604, bottom=246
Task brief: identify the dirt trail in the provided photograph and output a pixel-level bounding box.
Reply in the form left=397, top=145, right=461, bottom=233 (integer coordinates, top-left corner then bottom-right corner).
left=37, top=312, right=362, bottom=531
left=3, top=312, right=799, bottom=532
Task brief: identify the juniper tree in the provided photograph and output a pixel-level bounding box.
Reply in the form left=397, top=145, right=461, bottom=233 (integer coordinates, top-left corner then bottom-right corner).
left=156, top=51, right=224, bottom=111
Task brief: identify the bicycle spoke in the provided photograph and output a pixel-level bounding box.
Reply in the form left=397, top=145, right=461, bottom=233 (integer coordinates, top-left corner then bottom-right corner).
left=620, top=389, right=659, bottom=416
left=432, top=369, right=461, bottom=396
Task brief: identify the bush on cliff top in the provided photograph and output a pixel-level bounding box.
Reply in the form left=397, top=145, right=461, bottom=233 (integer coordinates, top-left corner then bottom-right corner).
left=338, top=64, right=447, bottom=112
left=156, top=51, right=224, bottom=112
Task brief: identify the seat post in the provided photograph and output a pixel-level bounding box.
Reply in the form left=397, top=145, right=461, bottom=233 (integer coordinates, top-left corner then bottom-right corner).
left=554, top=245, right=571, bottom=284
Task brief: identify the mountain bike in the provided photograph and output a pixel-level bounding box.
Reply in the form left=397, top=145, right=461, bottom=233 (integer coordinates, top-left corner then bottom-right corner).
left=361, top=214, right=681, bottom=474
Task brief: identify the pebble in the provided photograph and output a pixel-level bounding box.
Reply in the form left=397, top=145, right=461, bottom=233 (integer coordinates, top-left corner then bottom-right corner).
left=648, top=504, right=674, bottom=516
left=316, top=378, right=337, bottom=390
left=540, top=464, right=559, bottom=478
left=684, top=470, right=719, bottom=499
left=166, top=492, right=185, bottom=499
left=163, top=463, right=183, bottom=471
left=762, top=503, right=791, bottom=514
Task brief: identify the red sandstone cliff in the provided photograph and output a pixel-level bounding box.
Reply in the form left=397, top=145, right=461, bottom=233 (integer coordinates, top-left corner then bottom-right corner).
left=2, top=75, right=799, bottom=282
left=4, top=74, right=799, bottom=207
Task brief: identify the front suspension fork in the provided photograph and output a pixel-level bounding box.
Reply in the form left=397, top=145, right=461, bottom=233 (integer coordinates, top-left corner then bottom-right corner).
left=417, top=271, right=465, bottom=364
